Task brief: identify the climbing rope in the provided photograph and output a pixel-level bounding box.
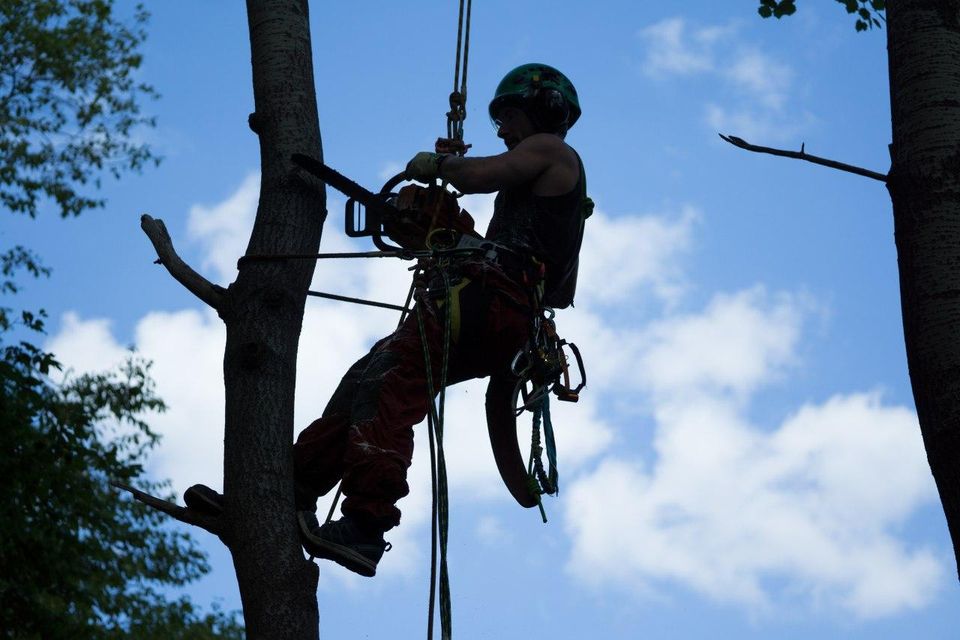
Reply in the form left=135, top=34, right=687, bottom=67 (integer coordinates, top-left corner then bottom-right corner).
left=415, top=4, right=475, bottom=638
left=442, top=0, right=472, bottom=155
left=528, top=395, right=559, bottom=522
left=416, top=261, right=454, bottom=640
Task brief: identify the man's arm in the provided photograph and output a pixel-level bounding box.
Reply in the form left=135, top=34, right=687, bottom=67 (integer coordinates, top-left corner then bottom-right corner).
left=406, top=133, right=573, bottom=194
left=440, top=134, right=554, bottom=193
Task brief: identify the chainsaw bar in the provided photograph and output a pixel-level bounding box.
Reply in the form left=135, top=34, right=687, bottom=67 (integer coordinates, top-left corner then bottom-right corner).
left=291, top=153, right=399, bottom=218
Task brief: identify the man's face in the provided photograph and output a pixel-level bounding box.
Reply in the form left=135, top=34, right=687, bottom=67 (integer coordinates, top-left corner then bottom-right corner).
left=494, top=106, right=536, bottom=150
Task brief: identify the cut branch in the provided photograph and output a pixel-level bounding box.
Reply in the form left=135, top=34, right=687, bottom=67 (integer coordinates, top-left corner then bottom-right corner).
left=111, top=481, right=223, bottom=537
left=719, top=134, right=888, bottom=183
left=140, top=214, right=226, bottom=309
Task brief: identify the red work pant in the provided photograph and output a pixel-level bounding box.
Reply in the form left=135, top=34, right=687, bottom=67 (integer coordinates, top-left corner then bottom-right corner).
left=292, top=260, right=533, bottom=532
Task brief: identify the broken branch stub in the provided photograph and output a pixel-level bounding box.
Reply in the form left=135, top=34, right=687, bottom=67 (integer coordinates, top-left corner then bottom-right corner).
left=140, top=214, right=226, bottom=309
left=111, top=481, right=224, bottom=538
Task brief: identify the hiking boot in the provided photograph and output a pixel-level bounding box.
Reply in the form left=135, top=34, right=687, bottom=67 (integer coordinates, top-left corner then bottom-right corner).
left=297, top=512, right=390, bottom=577
left=184, top=484, right=224, bottom=515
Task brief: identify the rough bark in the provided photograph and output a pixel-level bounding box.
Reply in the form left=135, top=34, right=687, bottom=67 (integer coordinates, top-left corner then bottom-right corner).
left=218, top=1, right=326, bottom=637
left=886, top=0, right=960, bottom=577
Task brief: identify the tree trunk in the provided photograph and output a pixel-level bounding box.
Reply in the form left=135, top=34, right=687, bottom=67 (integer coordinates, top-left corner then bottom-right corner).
left=221, top=1, right=325, bottom=637
left=886, top=0, right=960, bottom=578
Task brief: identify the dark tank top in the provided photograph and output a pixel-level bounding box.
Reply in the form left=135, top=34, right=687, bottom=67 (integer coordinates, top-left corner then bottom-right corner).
left=485, top=153, right=586, bottom=308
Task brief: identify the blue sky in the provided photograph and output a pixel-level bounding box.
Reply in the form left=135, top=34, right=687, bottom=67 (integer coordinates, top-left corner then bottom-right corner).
left=7, top=1, right=960, bottom=638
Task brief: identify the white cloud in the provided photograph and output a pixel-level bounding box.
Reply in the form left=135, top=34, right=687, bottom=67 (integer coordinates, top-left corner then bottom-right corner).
left=637, top=287, right=804, bottom=400
left=706, top=103, right=816, bottom=145
left=724, top=49, right=792, bottom=110
left=187, top=172, right=260, bottom=284
left=47, top=308, right=228, bottom=494
left=476, top=515, right=512, bottom=547
left=564, top=392, right=942, bottom=618
left=639, top=18, right=722, bottom=76
left=46, top=312, right=130, bottom=377
left=577, top=207, right=697, bottom=308
left=563, top=287, right=941, bottom=618
left=639, top=17, right=810, bottom=142
left=133, top=309, right=228, bottom=491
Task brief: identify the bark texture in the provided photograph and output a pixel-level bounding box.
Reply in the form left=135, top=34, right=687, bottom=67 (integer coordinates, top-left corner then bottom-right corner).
left=220, top=1, right=326, bottom=637
left=886, top=0, right=960, bottom=577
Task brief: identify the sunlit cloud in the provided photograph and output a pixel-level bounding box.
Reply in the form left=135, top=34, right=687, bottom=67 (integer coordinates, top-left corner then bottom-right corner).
left=562, top=288, right=940, bottom=618
left=639, top=18, right=727, bottom=76
left=639, top=17, right=811, bottom=142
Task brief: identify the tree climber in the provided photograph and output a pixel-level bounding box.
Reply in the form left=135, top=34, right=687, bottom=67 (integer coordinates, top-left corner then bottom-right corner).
left=187, top=63, right=586, bottom=578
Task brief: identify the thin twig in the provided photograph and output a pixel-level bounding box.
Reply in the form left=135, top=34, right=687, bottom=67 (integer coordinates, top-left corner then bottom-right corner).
left=111, top=481, right=223, bottom=537
left=141, top=214, right=226, bottom=309
left=719, top=134, right=887, bottom=183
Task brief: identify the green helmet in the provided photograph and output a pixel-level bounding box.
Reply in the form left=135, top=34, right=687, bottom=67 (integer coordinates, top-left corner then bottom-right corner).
left=488, top=63, right=581, bottom=134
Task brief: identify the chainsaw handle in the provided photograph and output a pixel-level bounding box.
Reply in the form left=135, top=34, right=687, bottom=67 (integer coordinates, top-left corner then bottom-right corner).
left=344, top=197, right=381, bottom=237
left=380, top=172, right=407, bottom=194
left=343, top=172, right=409, bottom=251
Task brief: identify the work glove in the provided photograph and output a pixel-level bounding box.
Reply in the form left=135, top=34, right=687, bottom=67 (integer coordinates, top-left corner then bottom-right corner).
left=405, top=152, right=448, bottom=183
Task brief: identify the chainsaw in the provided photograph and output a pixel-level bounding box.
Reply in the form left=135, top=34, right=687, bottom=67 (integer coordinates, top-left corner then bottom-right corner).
left=291, top=153, right=477, bottom=252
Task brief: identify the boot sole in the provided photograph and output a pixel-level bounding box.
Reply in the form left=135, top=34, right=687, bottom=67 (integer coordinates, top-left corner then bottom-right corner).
left=297, top=512, right=379, bottom=577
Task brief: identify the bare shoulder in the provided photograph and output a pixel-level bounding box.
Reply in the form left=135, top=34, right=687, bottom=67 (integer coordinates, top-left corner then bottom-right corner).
left=520, top=133, right=580, bottom=195
left=521, top=133, right=577, bottom=158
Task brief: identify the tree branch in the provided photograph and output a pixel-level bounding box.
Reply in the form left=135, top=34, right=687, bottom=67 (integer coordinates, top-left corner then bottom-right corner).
left=111, top=481, right=223, bottom=537
left=719, top=134, right=888, bottom=183
left=140, top=214, right=226, bottom=309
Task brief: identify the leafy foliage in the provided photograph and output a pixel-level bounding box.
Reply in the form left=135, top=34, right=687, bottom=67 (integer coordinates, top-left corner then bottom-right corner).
left=757, top=0, right=797, bottom=20
left=757, top=0, right=886, bottom=31
left=0, top=0, right=159, bottom=218
left=0, top=2, right=231, bottom=635
left=0, top=259, right=243, bottom=639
